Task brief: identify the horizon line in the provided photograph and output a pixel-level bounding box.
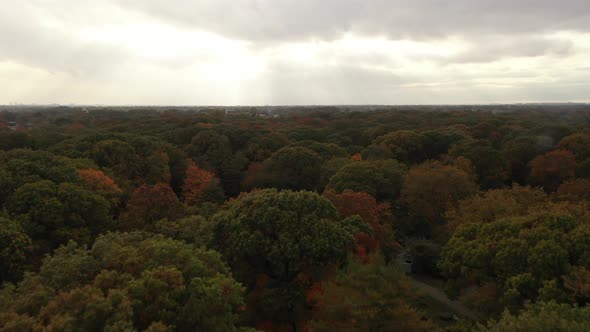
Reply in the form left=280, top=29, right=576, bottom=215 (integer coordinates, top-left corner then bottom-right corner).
left=1, top=102, right=590, bottom=108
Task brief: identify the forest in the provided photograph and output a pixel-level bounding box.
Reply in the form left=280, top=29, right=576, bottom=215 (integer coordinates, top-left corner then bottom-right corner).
left=0, top=105, right=589, bottom=331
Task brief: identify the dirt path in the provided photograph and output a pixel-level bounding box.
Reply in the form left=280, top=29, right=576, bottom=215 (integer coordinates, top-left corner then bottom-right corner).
left=410, top=278, right=480, bottom=321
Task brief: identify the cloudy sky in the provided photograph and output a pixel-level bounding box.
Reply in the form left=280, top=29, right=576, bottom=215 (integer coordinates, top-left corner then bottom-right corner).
left=1, top=0, right=589, bottom=105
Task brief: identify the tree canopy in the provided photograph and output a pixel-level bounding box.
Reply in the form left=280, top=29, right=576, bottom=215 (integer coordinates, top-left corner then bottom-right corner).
left=0, top=232, right=247, bottom=332
left=211, top=189, right=356, bottom=328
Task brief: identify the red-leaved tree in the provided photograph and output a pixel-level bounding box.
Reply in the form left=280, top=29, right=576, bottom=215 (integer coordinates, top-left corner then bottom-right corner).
left=78, top=169, right=122, bottom=197
left=182, top=163, right=224, bottom=205
left=323, top=189, right=397, bottom=259
left=530, top=150, right=577, bottom=192
left=120, top=183, right=183, bottom=230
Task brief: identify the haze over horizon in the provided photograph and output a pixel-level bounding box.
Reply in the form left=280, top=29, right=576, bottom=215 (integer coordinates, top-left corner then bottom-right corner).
left=2, top=1, right=590, bottom=105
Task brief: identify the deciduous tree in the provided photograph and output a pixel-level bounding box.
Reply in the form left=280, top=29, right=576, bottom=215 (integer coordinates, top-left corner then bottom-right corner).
left=323, top=190, right=397, bottom=258
left=326, top=160, right=407, bottom=202
left=212, top=189, right=355, bottom=328
left=440, top=213, right=587, bottom=313
left=446, top=185, right=548, bottom=229
left=0, top=217, right=33, bottom=283
left=0, top=232, right=247, bottom=332
left=559, top=131, right=590, bottom=161
left=244, top=147, right=322, bottom=191
left=182, top=163, right=224, bottom=205
left=120, top=183, right=183, bottom=230
left=7, top=180, right=110, bottom=250
left=400, top=161, right=478, bottom=235
left=554, top=179, right=590, bottom=202
left=374, top=130, right=425, bottom=164
left=529, top=150, right=577, bottom=192
left=309, top=256, right=435, bottom=332
left=478, top=302, right=590, bottom=332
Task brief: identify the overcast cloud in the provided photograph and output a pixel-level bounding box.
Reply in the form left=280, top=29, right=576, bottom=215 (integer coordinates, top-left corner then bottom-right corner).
left=1, top=0, right=589, bottom=105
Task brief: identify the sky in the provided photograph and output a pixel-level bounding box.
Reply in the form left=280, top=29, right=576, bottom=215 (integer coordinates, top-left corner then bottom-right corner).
left=1, top=0, right=590, bottom=105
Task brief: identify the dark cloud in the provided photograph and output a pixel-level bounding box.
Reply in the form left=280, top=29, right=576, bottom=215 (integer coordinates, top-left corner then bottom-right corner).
left=115, top=0, right=590, bottom=41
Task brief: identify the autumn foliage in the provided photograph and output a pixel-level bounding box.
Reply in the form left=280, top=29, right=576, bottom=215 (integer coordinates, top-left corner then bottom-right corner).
left=182, top=163, right=223, bottom=205
left=530, top=150, right=577, bottom=191
left=555, top=179, right=590, bottom=202
left=78, top=169, right=122, bottom=197
left=400, top=160, right=478, bottom=236
left=120, top=183, right=183, bottom=230
left=323, top=189, right=387, bottom=225
left=323, top=189, right=396, bottom=258
left=3, top=106, right=590, bottom=331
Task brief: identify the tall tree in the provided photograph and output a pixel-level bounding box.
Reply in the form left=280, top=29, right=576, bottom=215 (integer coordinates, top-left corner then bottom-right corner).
left=450, top=140, right=509, bottom=189
left=446, top=185, right=548, bottom=229
left=555, top=179, right=590, bottom=202
left=326, top=160, right=407, bottom=202
left=0, top=217, right=33, bottom=283
left=478, top=302, right=590, bottom=332
left=400, top=161, right=478, bottom=236
left=529, top=150, right=577, bottom=192
left=440, top=212, right=588, bottom=313
left=559, top=131, right=590, bottom=161
left=212, top=189, right=355, bottom=329
left=374, top=130, right=426, bottom=164
left=323, top=190, right=398, bottom=259
left=6, top=180, right=110, bottom=250
left=0, top=233, right=247, bottom=332
left=244, top=147, right=322, bottom=191
left=120, top=183, right=183, bottom=230
left=182, top=163, right=224, bottom=205
left=309, top=256, right=435, bottom=332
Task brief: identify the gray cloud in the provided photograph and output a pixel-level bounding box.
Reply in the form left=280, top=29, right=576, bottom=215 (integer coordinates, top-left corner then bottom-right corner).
left=110, top=0, right=590, bottom=65
left=0, top=3, right=129, bottom=76
left=0, top=0, right=589, bottom=104
left=446, top=36, right=575, bottom=64
left=263, top=63, right=414, bottom=104
left=115, top=0, right=590, bottom=41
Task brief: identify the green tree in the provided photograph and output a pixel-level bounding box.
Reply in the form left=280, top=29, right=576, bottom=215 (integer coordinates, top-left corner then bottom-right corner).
left=440, top=213, right=587, bottom=313
left=502, top=136, right=548, bottom=184
left=559, top=131, right=590, bottom=161
left=91, top=139, right=141, bottom=180
left=6, top=180, right=110, bottom=250
left=0, top=217, right=33, bottom=283
left=0, top=130, right=31, bottom=151
left=450, top=140, right=509, bottom=189
left=289, top=141, right=348, bottom=161
left=0, top=149, right=79, bottom=205
left=0, top=232, right=247, bottom=332
left=374, top=130, right=426, bottom=164
left=212, top=189, right=355, bottom=327
left=327, top=160, right=407, bottom=201
left=309, top=256, right=436, bottom=332
left=400, top=160, right=478, bottom=236
left=245, top=147, right=322, bottom=191
left=446, top=185, right=548, bottom=229
left=477, top=302, right=590, bottom=332
left=420, top=129, right=467, bottom=160
left=244, top=133, right=289, bottom=162
left=186, top=130, right=232, bottom=172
